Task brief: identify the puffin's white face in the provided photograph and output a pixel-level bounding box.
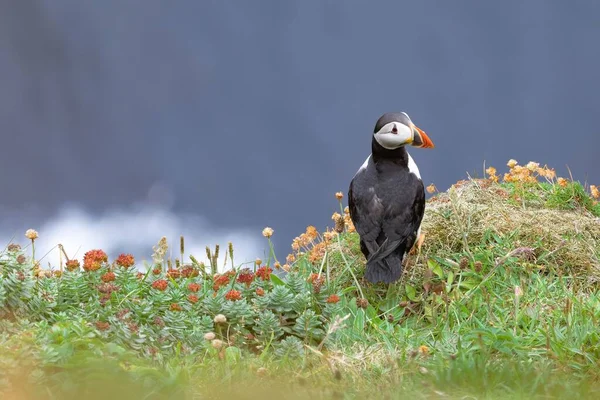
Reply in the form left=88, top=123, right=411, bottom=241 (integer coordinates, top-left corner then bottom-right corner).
left=373, top=121, right=413, bottom=150
left=373, top=112, right=434, bottom=150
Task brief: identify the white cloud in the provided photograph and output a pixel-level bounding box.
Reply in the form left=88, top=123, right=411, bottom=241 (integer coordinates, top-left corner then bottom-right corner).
left=2, top=204, right=267, bottom=273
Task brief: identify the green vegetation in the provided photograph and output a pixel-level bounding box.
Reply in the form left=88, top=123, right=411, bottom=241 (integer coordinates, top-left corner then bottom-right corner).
left=1, top=160, right=599, bottom=399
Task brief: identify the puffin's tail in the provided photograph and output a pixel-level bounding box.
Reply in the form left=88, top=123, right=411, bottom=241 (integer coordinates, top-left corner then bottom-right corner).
left=364, top=237, right=406, bottom=284
left=364, top=253, right=403, bottom=284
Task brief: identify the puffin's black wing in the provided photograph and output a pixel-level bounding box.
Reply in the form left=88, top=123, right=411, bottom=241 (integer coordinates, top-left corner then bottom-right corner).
left=348, top=169, right=382, bottom=256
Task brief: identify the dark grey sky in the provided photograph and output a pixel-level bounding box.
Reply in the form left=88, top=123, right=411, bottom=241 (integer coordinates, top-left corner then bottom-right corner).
left=1, top=1, right=599, bottom=263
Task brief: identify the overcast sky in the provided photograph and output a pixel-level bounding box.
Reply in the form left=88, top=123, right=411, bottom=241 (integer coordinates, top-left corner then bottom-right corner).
left=1, top=1, right=599, bottom=268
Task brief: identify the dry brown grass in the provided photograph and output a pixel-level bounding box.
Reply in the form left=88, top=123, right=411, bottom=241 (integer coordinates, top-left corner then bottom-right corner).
left=420, top=178, right=600, bottom=283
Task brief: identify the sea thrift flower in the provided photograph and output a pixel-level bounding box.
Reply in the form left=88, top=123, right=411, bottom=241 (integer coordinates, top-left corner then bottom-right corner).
left=262, top=227, right=274, bottom=238
left=356, top=298, right=369, bottom=309
left=152, top=279, right=168, bottom=291
left=225, top=289, right=242, bottom=301
left=286, top=254, right=296, bottom=264
left=256, top=287, right=265, bottom=296
left=557, top=177, right=568, bottom=187
left=204, top=332, right=216, bottom=341
left=255, top=266, right=273, bottom=281
left=83, top=249, right=108, bottom=272
left=526, top=161, right=539, bottom=171
left=306, top=226, right=319, bottom=239
left=188, top=283, right=201, bottom=292
left=7, top=243, right=21, bottom=252
left=65, top=259, right=80, bottom=272
left=166, top=269, right=181, bottom=279
left=419, top=345, right=430, bottom=355
left=282, top=264, right=291, bottom=272
left=214, top=314, right=227, bottom=324
left=17, top=255, right=27, bottom=264
left=213, top=274, right=231, bottom=291
left=255, top=258, right=262, bottom=266
left=507, top=159, right=518, bottom=168
left=211, top=339, right=224, bottom=349
left=115, top=253, right=135, bottom=268
left=326, top=294, right=340, bottom=304
left=591, top=185, right=599, bottom=199
left=335, top=192, right=344, bottom=200
left=188, top=294, right=199, bottom=304
left=181, top=265, right=199, bottom=278
left=170, top=303, right=182, bottom=312
left=237, top=269, right=255, bottom=285
left=95, top=321, right=110, bottom=331
left=25, top=229, right=39, bottom=240
left=101, top=271, right=116, bottom=282
left=426, top=184, right=437, bottom=194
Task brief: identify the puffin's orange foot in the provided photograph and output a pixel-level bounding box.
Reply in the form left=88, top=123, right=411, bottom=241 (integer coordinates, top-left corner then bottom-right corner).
left=409, top=233, right=426, bottom=255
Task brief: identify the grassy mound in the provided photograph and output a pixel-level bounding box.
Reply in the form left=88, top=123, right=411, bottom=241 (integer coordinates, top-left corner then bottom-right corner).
left=1, top=160, right=600, bottom=399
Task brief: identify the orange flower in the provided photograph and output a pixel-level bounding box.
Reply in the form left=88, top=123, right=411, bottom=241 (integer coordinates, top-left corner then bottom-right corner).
left=83, top=249, right=108, bottom=272
left=95, top=321, right=110, bottom=331
left=170, top=303, right=183, bottom=311
left=101, top=271, right=116, bottom=282
left=181, top=265, right=199, bottom=278
left=507, top=159, right=518, bottom=168
left=213, top=274, right=231, bottom=290
left=557, top=177, right=568, bottom=188
left=152, top=279, right=168, bottom=291
left=305, top=226, right=319, bottom=240
left=188, top=283, right=201, bottom=292
left=65, top=259, right=80, bottom=272
left=255, top=266, right=273, bottom=281
left=255, top=287, right=265, bottom=296
left=225, top=289, right=242, bottom=301
left=236, top=269, right=255, bottom=285
left=590, top=185, right=599, bottom=199
left=187, top=294, right=199, bottom=304
left=115, top=253, right=135, bottom=268
left=426, top=184, right=437, bottom=194
left=335, top=192, right=344, bottom=200
left=326, top=294, right=340, bottom=304
left=166, top=269, right=181, bottom=279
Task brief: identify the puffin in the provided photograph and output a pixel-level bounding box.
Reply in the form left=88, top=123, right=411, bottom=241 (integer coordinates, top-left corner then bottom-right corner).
left=348, top=112, right=434, bottom=284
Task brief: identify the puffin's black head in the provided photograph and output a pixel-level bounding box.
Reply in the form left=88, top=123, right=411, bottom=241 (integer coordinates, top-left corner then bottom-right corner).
left=372, top=112, right=434, bottom=150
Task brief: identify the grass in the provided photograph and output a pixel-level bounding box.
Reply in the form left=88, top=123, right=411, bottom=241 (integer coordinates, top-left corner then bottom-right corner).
left=1, top=159, right=600, bottom=399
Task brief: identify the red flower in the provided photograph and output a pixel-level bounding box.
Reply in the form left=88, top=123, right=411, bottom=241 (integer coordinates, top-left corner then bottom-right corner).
left=152, top=279, right=168, bottom=291
left=213, top=274, right=231, bottom=291
left=152, top=267, right=162, bottom=275
left=255, top=287, right=265, bottom=297
left=83, top=249, right=108, bottom=272
left=181, top=266, right=199, bottom=278
left=101, top=271, right=116, bottom=282
left=326, top=294, right=340, bottom=304
left=95, top=321, right=110, bottom=331
left=166, top=269, right=181, bottom=279
left=188, top=283, right=201, bottom=292
left=115, top=253, right=135, bottom=268
left=225, top=289, right=242, bottom=301
left=65, top=259, right=80, bottom=272
left=136, top=272, right=144, bottom=280
left=307, top=273, right=320, bottom=283
left=188, top=294, right=199, bottom=304
left=170, top=303, right=182, bottom=312
left=237, top=269, right=255, bottom=285
left=255, top=266, right=273, bottom=281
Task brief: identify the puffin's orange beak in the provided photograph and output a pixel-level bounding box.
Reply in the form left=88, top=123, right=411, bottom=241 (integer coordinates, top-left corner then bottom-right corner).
left=411, top=124, right=435, bottom=149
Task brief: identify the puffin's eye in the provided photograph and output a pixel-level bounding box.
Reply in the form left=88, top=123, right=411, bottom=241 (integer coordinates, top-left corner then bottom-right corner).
left=391, top=124, right=398, bottom=134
